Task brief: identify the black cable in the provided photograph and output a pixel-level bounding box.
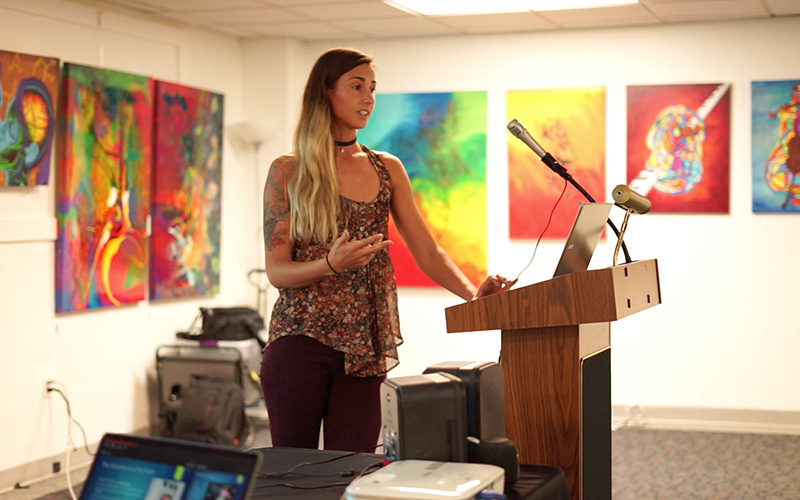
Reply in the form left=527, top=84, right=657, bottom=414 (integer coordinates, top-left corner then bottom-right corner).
left=255, top=458, right=386, bottom=491
left=259, top=443, right=383, bottom=479
left=260, top=468, right=354, bottom=479
left=552, top=165, right=632, bottom=264
left=255, top=480, right=353, bottom=490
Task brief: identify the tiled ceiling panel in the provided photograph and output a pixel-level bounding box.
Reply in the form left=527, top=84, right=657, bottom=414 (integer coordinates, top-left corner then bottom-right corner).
left=284, top=1, right=414, bottom=21
left=643, top=0, right=769, bottom=22
left=66, top=0, right=796, bottom=40
left=434, top=12, right=558, bottom=33
left=538, top=4, right=662, bottom=28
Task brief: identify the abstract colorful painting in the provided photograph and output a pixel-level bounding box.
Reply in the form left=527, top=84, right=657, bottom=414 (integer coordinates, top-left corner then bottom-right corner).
left=0, top=49, right=59, bottom=186
left=507, top=87, right=606, bottom=240
left=627, top=83, right=730, bottom=213
left=56, top=63, right=153, bottom=313
left=752, top=79, right=800, bottom=212
left=150, top=81, right=223, bottom=300
left=359, top=91, right=487, bottom=288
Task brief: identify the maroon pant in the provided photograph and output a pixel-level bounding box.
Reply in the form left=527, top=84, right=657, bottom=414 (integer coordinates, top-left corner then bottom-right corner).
left=260, top=335, right=385, bottom=452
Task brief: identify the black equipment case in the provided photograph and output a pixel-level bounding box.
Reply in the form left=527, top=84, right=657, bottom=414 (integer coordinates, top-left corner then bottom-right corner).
left=155, top=344, right=249, bottom=446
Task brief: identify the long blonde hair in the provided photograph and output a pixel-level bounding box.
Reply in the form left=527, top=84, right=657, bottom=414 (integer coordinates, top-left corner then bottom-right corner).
left=289, top=48, right=373, bottom=244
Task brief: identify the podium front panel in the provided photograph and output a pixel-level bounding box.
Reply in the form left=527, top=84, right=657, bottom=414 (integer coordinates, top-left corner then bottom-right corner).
left=501, top=323, right=611, bottom=500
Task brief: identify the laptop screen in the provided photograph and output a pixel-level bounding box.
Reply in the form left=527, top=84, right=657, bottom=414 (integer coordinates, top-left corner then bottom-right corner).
left=79, top=433, right=262, bottom=500
left=552, top=202, right=613, bottom=278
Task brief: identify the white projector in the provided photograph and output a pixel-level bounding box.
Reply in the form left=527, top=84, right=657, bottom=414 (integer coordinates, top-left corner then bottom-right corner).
left=345, top=460, right=505, bottom=500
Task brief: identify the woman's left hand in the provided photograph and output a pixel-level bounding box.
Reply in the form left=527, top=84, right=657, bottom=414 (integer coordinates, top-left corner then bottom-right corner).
left=473, top=274, right=517, bottom=299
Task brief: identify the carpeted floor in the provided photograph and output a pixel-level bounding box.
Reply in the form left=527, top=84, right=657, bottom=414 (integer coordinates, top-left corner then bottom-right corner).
left=612, top=428, right=800, bottom=499
left=22, top=428, right=800, bottom=499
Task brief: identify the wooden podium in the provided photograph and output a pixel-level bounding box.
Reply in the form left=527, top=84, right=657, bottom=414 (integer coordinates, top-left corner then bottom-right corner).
left=445, top=259, right=661, bottom=500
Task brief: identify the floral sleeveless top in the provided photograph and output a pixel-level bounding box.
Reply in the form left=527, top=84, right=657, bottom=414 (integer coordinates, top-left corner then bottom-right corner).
left=267, top=145, right=402, bottom=377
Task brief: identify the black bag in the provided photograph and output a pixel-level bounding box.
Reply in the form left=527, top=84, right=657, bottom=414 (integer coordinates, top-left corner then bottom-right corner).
left=178, top=307, right=265, bottom=347
left=172, top=376, right=247, bottom=447
left=201, top=307, right=265, bottom=342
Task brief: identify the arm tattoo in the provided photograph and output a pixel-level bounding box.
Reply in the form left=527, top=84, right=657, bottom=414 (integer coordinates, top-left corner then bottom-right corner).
left=263, top=162, right=290, bottom=252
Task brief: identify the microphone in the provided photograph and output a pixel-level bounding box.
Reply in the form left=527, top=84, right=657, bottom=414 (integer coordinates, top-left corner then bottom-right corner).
left=507, top=118, right=546, bottom=158
left=612, top=184, right=651, bottom=214
left=507, top=119, right=568, bottom=178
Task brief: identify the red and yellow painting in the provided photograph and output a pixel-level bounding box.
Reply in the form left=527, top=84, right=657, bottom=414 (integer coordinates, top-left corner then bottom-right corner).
left=56, top=63, right=153, bottom=313
left=507, top=87, right=606, bottom=239
left=627, top=83, right=730, bottom=213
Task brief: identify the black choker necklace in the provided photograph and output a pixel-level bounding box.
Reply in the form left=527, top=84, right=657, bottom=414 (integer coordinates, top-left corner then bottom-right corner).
left=335, top=137, right=357, bottom=152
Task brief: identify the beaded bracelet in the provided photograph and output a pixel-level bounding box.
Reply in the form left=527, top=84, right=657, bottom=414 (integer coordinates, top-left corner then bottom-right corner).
left=325, top=253, right=339, bottom=275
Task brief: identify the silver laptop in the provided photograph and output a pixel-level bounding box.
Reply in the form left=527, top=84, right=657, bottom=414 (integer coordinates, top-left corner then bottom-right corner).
left=552, top=202, right=612, bottom=277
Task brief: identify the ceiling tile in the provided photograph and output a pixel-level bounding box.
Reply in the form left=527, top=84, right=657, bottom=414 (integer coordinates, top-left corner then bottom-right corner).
left=156, top=10, right=212, bottom=26
left=434, top=12, right=559, bottom=33
left=137, top=0, right=266, bottom=12
left=87, top=0, right=166, bottom=12
left=246, top=20, right=364, bottom=40
left=334, top=16, right=458, bottom=38
left=761, top=0, right=800, bottom=15
left=538, top=5, right=662, bottom=28
left=58, top=0, right=800, bottom=41
left=187, top=6, right=305, bottom=25
left=641, top=0, right=718, bottom=3
left=204, top=24, right=266, bottom=38
left=283, top=1, right=413, bottom=21
left=643, top=0, right=769, bottom=22
left=259, top=0, right=379, bottom=5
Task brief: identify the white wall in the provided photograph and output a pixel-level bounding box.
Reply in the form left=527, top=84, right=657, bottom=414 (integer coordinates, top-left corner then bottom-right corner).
left=0, top=0, right=255, bottom=487
left=2, top=0, right=800, bottom=490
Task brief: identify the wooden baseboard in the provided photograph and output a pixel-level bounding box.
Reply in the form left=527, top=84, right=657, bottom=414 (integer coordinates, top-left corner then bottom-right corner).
left=612, top=405, right=800, bottom=435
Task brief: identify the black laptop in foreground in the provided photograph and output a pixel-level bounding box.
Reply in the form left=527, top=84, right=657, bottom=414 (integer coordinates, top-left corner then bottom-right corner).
left=78, top=433, right=262, bottom=500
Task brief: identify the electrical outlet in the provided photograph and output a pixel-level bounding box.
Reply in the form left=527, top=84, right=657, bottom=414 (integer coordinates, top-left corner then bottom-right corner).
left=52, top=461, right=61, bottom=474
left=44, top=379, right=60, bottom=397
left=628, top=403, right=643, bottom=420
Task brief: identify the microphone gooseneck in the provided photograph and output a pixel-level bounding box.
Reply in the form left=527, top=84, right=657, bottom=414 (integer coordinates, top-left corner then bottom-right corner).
left=507, top=118, right=632, bottom=264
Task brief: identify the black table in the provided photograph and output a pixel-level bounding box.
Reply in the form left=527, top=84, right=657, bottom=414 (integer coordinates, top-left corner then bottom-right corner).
left=250, top=447, right=569, bottom=500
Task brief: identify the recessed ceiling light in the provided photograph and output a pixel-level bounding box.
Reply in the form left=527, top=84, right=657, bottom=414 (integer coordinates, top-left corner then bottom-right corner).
left=385, top=0, right=638, bottom=16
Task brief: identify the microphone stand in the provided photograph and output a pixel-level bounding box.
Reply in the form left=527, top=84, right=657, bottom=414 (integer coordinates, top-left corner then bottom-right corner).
left=539, top=153, right=632, bottom=264
left=613, top=209, right=633, bottom=266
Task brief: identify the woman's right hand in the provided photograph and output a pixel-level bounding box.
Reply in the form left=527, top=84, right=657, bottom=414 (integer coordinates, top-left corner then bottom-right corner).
left=326, top=230, right=393, bottom=274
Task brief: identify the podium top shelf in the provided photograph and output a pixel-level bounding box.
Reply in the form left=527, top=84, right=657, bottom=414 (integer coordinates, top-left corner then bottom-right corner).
left=445, top=259, right=661, bottom=333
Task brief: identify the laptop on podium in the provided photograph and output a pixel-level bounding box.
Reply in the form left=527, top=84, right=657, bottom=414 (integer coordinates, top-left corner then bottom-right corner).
left=552, top=202, right=612, bottom=277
